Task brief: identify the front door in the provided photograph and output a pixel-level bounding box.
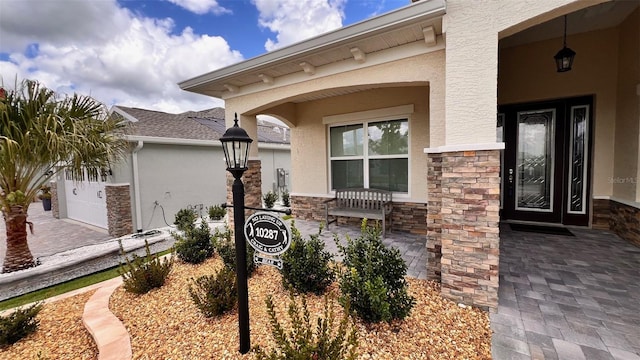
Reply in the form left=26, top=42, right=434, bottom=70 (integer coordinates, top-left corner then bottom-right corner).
left=499, top=96, right=593, bottom=226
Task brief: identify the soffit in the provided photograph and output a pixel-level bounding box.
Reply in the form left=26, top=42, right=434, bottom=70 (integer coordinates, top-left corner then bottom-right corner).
left=179, top=0, right=445, bottom=99
left=501, top=1, right=639, bottom=48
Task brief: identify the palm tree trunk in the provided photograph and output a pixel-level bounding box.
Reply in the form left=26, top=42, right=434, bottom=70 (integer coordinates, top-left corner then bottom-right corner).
left=2, top=205, right=36, bottom=273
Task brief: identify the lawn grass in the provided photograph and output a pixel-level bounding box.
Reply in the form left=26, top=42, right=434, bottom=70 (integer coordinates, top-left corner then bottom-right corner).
left=0, top=248, right=173, bottom=311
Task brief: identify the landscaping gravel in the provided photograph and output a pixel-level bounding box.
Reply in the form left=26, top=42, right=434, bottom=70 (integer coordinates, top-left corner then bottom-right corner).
left=110, top=256, right=492, bottom=359
left=0, top=290, right=97, bottom=360
left=0, top=255, right=491, bottom=359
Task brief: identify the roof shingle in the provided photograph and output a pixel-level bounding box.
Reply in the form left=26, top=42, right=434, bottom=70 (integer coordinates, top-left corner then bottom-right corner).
left=115, top=106, right=289, bottom=144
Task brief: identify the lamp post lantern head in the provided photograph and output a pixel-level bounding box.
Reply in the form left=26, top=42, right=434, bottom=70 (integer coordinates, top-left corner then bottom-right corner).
left=220, top=113, right=253, bottom=173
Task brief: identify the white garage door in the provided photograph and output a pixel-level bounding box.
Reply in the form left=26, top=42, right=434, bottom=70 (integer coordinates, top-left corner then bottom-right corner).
left=64, top=168, right=108, bottom=229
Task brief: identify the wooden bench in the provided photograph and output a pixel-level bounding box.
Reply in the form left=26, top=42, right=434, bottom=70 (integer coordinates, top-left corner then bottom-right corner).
left=323, top=188, right=393, bottom=237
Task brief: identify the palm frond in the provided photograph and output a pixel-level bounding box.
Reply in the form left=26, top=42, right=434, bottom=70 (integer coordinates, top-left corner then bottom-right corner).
left=0, top=79, right=128, bottom=211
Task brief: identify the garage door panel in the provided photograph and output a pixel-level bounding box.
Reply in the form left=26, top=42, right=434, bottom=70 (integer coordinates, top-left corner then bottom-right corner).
left=64, top=168, right=108, bottom=229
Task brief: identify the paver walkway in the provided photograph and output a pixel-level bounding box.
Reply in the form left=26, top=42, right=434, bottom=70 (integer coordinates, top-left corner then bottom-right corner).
left=492, top=224, right=640, bottom=360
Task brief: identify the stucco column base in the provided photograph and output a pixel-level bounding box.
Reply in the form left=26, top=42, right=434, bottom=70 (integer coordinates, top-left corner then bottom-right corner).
left=226, top=160, right=262, bottom=228
left=105, top=184, right=133, bottom=238
left=428, top=150, right=501, bottom=310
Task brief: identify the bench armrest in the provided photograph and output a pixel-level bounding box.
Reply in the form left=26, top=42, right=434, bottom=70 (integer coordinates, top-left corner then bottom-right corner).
left=323, top=198, right=337, bottom=204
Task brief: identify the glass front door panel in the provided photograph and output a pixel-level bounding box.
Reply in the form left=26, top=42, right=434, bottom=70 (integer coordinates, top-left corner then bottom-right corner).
left=516, top=109, right=555, bottom=212
left=567, top=105, right=589, bottom=214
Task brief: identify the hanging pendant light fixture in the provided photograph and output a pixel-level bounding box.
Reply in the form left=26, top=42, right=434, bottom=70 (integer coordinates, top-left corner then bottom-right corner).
left=554, top=15, right=576, bottom=72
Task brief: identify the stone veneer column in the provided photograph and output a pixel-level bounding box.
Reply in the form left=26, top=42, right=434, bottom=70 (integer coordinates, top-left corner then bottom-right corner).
left=226, top=160, right=262, bottom=228
left=428, top=149, right=501, bottom=310
left=426, top=153, right=443, bottom=281
left=50, top=181, right=60, bottom=219
left=105, top=184, right=133, bottom=237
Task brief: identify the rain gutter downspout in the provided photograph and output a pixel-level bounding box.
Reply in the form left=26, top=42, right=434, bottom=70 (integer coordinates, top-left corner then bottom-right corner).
left=132, top=140, right=143, bottom=233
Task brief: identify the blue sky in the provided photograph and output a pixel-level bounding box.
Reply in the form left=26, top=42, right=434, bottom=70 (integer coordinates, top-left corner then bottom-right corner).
left=0, top=0, right=409, bottom=113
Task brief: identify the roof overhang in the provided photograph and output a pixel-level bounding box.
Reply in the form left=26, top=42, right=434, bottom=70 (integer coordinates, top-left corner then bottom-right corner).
left=124, top=135, right=291, bottom=149
left=179, top=0, right=446, bottom=99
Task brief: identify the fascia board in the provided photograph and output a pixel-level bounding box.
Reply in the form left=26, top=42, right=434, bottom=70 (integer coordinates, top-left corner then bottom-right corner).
left=125, top=135, right=290, bottom=149
left=110, top=106, right=139, bottom=123
left=178, top=0, right=446, bottom=90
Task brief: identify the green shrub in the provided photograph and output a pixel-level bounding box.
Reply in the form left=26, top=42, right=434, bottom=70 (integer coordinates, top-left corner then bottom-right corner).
left=0, top=302, right=42, bottom=347
left=174, top=221, right=215, bottom=264
left=254, top=292, right=358, bottom=360
left=214, top=225, right=256, bottom=276
left=208, top=204, right=226, bottom=221
left=119, top=240, right=174, bottom=294
left=281, top=190, right=290, bottom=207
left=281, top=221, right=334, bottom=295
left=174, top=208, right=197, bottom=232
left=336, top=220, right=414, bottom=323
left=188, top=267, right=237, bottom=318
left=263, top=191, right=278, bottom=209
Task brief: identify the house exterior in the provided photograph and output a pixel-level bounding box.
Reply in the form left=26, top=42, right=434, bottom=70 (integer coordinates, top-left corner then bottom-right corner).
left=179, top=0, right=639, bottom=309
left=51, top=106, right=291, bottom=236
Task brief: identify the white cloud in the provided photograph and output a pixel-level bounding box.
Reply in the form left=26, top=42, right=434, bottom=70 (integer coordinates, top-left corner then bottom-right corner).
left=167, top=0, right=231, bottom=15
left=0, top=0, right=241, bottom=113
left=252, top=0, right=346, bottom=51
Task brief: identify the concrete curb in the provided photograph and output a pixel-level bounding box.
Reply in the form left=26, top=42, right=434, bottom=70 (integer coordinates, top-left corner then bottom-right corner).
left=82, top=277, right=132, bottom=360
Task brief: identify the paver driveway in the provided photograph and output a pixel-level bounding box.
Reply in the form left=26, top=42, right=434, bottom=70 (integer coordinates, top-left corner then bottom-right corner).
left=0, top=203, right=111, bottom=266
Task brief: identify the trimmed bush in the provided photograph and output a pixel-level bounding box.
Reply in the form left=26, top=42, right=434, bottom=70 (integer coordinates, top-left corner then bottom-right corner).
left=174, top=221, right=215, bottom=264
left=281, top=221, right=334, bottom=294
left=119, top=240, right=173, bottom=294
left=263, top=191, right=278, bottom=209
left=0, top=303, right=42, bottom=347
left=254, top=292, right=358, bottom=360
left=208, top=204, right=226, bottom=221
left=188, top=267, right=237, bottom=318
left=336, top=220, right=414, bottom=323
left=174, top=208, right=197, bottom=232
left=214, top=225, right=256, bottom=276
left=281, top=190, right=290, bottom=207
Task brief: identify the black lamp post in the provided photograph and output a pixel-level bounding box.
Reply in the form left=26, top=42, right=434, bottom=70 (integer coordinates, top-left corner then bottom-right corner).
left=554, top=15, right=576, bottom=73
left=220, top=113, right=253, bottom=354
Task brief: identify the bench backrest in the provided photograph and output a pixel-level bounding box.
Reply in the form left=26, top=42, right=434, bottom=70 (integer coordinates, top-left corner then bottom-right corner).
left=334, top=188, right=392, bottom=211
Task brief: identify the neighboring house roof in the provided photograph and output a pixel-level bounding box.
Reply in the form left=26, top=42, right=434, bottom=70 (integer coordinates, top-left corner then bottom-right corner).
left=112, top=106, right=290, bottom=144
left=179, top=0, right=446, bottom=98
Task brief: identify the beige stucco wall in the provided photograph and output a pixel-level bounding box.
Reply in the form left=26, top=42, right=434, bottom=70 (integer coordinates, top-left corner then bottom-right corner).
left=223, top=50, right=444, bottom=201
left=613, top=8, right=640, bottom=202
left=444, top=0, right=605, bottom=146
left=224, top=49, right=444, bottom=128
left=290, top=86, right=430, bottom=200
left=498, top=27, right=620, bottom=197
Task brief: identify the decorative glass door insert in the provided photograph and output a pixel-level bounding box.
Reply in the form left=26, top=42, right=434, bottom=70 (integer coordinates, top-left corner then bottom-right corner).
left=515, top=109, right=555, bottom=212
left=567, top=105, right=589, bottom=214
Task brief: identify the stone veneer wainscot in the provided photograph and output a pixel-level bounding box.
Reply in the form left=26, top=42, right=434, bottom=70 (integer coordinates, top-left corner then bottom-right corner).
left=105, top=184, right=133, bottom=238
left=427, top=149, right=501, bottom=310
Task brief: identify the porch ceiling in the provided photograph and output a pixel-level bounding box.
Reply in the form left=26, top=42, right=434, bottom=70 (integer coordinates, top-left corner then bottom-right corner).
left=179, top=0, right=445, bottom=99
left=501, top=0, right=639, bottom=48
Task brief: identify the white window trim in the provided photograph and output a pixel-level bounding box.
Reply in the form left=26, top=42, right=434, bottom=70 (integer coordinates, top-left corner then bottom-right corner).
left=323, top=104, right=414, bottom=125
left=325, top=106, right=413, bottom=197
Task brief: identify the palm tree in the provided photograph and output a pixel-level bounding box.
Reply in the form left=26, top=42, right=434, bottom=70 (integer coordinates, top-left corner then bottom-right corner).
left=0, top=79, right=128, bottom=273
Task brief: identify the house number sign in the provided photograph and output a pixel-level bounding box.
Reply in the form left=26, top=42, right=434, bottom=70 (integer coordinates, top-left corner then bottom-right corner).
left=244, top=212, right=292, bottom=261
